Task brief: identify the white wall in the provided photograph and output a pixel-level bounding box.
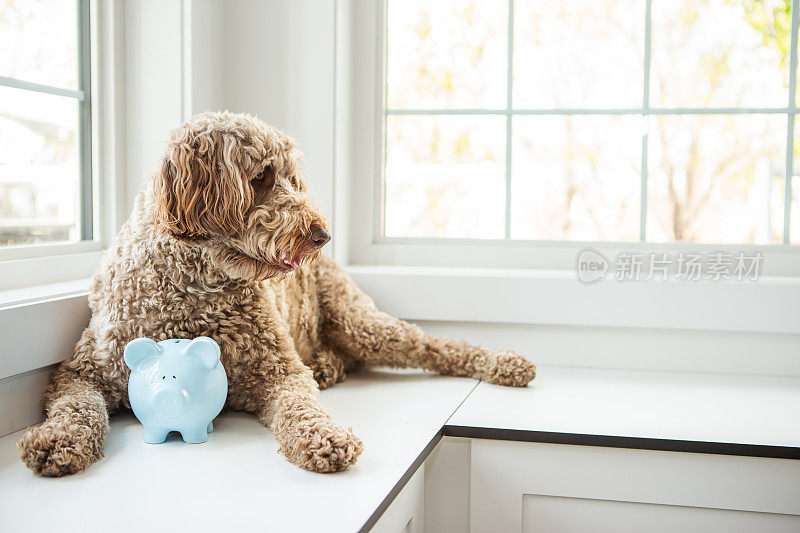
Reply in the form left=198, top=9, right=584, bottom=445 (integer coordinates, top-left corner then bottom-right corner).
left=214, top=0, right=337, bottom=221
left=123, top=0, right=184, bottom=210
left=123, top=0, right=338, bottom=225
left=185, top=0, right=224, bottom=116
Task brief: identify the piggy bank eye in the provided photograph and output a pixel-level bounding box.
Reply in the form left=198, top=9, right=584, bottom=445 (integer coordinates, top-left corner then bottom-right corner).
left=172, top=375, right=176, bottom=379
left=161, top=376, right=165, bottom=380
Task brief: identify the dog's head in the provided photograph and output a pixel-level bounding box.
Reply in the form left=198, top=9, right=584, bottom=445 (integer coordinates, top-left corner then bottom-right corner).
left=153, top=111, right=330, bottom=280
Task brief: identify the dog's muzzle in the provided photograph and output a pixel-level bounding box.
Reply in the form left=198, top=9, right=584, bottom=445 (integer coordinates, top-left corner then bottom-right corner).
left=310, top=227, right=331, bottom=250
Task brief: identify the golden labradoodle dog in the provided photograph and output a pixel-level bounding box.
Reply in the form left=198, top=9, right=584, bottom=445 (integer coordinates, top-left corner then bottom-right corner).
left=17, top=112, right=536, bottom=477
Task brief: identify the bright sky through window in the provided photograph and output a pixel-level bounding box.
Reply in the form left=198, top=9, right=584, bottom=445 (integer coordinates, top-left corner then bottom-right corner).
left=0, top=0, right=89, bottom=247
left=384, top=0, right=799, bottom=244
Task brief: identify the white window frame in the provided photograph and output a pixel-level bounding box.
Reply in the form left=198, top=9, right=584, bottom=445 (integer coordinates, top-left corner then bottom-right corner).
left=337, top=0, right=800, bottom=278
left=333, top=0, right=800, bottom=337
left=0, top=0, right=125, bottom=291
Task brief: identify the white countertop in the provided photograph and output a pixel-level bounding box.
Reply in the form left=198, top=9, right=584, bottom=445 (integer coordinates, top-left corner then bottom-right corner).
left=448, top=367, right=800, bottom=453
left=0, top=370, right=477, bottom=533
left=1, top=366, right=798, bottom=532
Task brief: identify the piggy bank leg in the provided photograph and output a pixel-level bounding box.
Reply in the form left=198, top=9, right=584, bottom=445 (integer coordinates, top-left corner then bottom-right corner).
left=207, top=421, right=214, bottom=434
left=142, top=426, right=170, bottom=444
left=181, top=427, right=209, bottom=444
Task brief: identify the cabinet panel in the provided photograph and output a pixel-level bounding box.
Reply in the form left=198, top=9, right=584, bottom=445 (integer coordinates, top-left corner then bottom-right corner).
left=470, top=440, right=800, bottom=533
left=372, top=464, right=425, bottom=533
left=522, top=494, right=800, bottom=533
left=423, top=437, right=470, bottom=533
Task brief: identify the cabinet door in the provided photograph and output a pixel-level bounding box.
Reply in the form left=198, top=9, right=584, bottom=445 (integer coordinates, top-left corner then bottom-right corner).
left=372, top=464, right=425, bottom=533
left=521, top=494, right=800, bottom=533
left=470, top=440, right=800, bottom=533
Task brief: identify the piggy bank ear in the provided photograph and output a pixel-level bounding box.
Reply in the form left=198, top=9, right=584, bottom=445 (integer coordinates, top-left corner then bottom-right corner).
left=124, top=338, right=162, bottom=370
left=185, top=337, right=221, bottom=370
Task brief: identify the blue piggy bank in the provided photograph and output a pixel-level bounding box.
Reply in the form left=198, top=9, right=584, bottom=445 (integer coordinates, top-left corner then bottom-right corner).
left=124, top=337, right=227, bottom=444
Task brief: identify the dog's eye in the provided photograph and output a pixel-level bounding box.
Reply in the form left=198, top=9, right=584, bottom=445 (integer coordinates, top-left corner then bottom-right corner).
left=253, top=167, right=275, bottom=189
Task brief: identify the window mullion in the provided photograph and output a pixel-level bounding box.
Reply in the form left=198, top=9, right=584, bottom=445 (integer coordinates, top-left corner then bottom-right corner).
left=78, top=0, right=93, bottom=241
left=640, top=0, right=653, bottom=242
left=504, top=0, right=515, bottom=240
left=784, top=0, right=800, bottom=244
left=385, top=108, right=791, bottom=115
left=0, top=76, right=84, bottom=100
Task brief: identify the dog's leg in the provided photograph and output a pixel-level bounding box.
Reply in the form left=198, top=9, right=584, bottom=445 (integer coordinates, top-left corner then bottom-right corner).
left=306, top=348, right=347, bottom=390
left=316, top=257, right=536, bottom=387
left=252, top=347, right=363, bottom=472
left=17, top=329, right=121, bottom=477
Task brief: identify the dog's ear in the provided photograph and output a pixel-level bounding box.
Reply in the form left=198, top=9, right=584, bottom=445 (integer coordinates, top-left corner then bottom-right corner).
left=154, top=129, right=253, bottom=238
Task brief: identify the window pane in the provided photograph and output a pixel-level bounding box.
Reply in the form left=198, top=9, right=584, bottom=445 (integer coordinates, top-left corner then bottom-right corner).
left=650, top=0, right=789, bottom=108
left=0, top=0, right=79, bottom=90
left=0, top=86, right=80, bottom=246
left=647, top=115, right=785, bottom=244
left=386, top=0, right=508, bottom=109
left=385, top=115, right=506, bottom=238
left=513, top=0, right=644, bottom=109
left=511, top=116, right=642, bottom=241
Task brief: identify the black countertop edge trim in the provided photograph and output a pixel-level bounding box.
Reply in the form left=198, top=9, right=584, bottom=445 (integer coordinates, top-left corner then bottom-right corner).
left=359, top=424, right=799, bottom=531
left=443, top=425, right=800, bottom=460
left=358, top=428, right=444, bottom=533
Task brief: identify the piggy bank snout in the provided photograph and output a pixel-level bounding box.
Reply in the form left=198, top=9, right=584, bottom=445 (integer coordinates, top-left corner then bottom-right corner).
left=151, top=389, right=187, bottom=417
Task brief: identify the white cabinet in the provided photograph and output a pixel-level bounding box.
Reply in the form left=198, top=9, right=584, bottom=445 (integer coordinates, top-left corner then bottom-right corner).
left=468, top=439, right=800, bottom=533
left=419, top=437, right=800, bottom=532
left=423, top=438, right=470, bottom=533
left=372, top=465, right=426, bottom=533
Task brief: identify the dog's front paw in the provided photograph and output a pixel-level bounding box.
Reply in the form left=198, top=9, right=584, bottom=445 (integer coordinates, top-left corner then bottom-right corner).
left=278, top=417, right=364, bottom=473
left=308, top=351, right=347, bottom=391
left=481, top=351, right=537, bottom=387
left=18, top=421, right=103, bottom=477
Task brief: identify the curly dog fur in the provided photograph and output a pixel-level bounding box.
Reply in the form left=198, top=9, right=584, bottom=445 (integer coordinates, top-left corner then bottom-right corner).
left=18, top=112, right=536, bottom=477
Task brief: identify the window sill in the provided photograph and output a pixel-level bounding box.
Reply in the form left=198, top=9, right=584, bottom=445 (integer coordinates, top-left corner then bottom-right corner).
left=2, top=262, right=797, bottom=384
left=344, top=264, right=800, bottom=334
left=0, top=279, right=90, bottom=380
left=0, top=278, right=90, bottom=309
left=0, top=249, right=103, bottom=291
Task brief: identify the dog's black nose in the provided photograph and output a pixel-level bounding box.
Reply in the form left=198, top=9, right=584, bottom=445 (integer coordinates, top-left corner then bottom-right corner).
left=310, top=227, right=331, bottom=249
